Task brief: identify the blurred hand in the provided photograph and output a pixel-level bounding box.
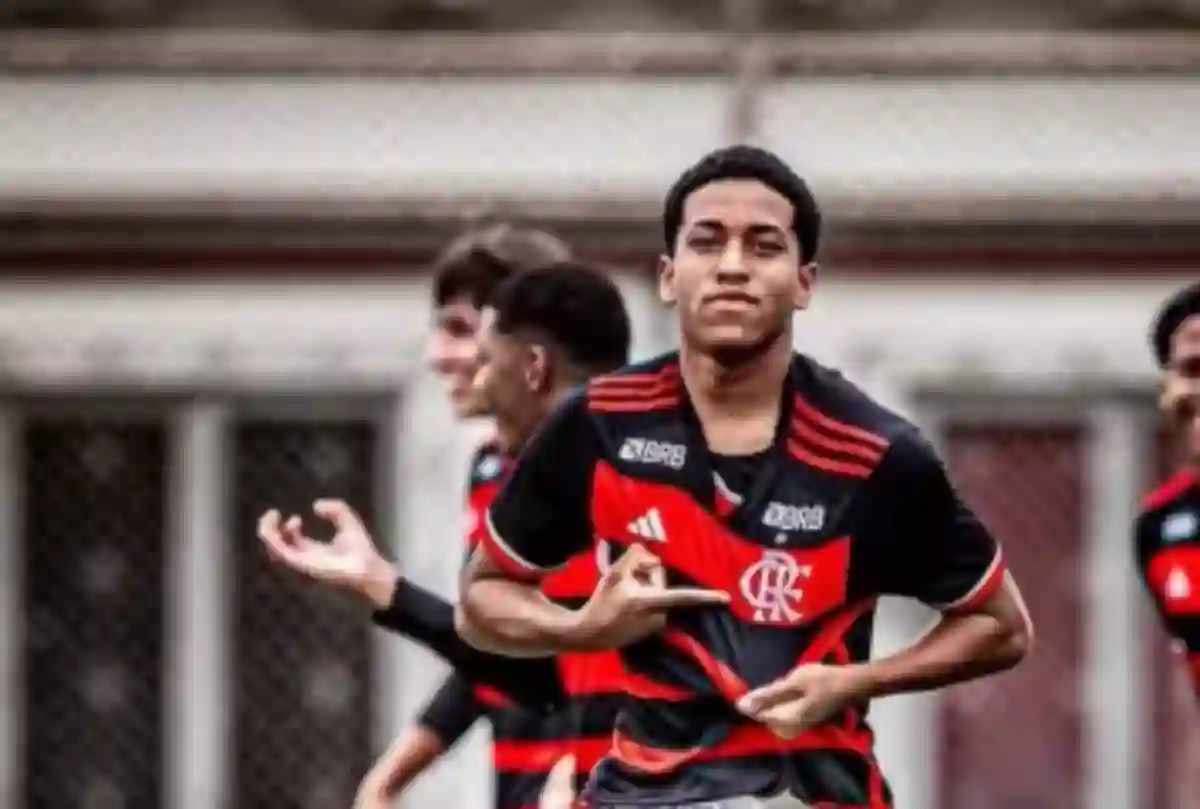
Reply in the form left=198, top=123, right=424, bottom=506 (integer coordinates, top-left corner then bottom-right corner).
left=538, top=755, right=576, bottom=809
left=736, top=664, right=863, bottom=739
left=570, top=544, right=729, bottom=650
left=258, top=499, right=398, bottom=609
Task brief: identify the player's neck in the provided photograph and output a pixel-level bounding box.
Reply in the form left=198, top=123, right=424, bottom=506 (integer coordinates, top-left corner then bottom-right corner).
left=496, top=382, right=578, bottom=454
left=680, top=332, right=791, bottom=455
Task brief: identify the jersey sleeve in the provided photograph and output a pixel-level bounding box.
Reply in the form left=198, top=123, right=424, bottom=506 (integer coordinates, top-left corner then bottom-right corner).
left=865, top=429, right=1006, bottom=611
left=482, top=391, right=599, bottom=579
left=416, top=673, right=483, bottom=747
left=462, top=442, right=507, bottom=558
left=1134, top=512, right=1200, bottom=693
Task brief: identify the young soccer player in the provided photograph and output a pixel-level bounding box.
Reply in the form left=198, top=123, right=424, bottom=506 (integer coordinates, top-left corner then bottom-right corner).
left=459, top=145, right=1034, bottom=809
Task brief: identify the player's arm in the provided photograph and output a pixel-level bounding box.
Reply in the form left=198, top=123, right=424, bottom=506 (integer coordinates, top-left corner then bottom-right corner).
left=1134, top=514, right=1200, bottom=698
left=355, top=674, right=482, bottom=807
left=741, top=430, right=1031, bottom=730
left=373, top=576, right=567, bottom=706
left=258, top=499, right=565, bottom=706
left=456, top=394, right=599, bottom=656
left=458, top=393, right=727, bottom=656
left=844, top=431, right=1033, bottom=698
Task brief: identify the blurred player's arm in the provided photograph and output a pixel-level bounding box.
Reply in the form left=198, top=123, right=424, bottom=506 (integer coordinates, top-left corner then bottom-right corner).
left=374, top=575, right=567, bottom=707
left=458, top=394, right=726, bottom=656
left=258, top=500, right=565, bottom=706
left=742, top=431, right=1032, bottom=735
left=1134, top=513, right=1200, bottom=698
left=355, top=673, right=482, bottom=808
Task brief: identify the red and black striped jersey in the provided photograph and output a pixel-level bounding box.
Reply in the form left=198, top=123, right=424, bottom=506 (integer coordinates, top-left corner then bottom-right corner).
left=1135, top=468, right=1200, bottom=695
left=481, top=352, right=1005, bottom=808
left=463, top=439, right=623, bottom=809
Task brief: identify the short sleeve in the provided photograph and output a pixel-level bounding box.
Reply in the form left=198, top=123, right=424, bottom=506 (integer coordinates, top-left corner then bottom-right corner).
left=1134, top=511, right=1200, bottom=692
left=864, top=430, right=1005, bottom=611
left=416, top=673, right=483, bottom=747
left=482, top=391, right=599, bottom=579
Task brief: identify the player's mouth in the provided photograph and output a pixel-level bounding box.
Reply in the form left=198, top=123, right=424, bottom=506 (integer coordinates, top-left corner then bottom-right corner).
left=702, top=291, right=760, bottom=309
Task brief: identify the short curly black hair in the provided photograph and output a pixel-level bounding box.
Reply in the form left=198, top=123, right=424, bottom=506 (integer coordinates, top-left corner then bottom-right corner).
left=432, top=224, right=571, bottom=309
left=662, top=144, right=822, bottom=263
left=1151, top=281, right=1200, bottom=368
left=491, top=262, right=631, bottom=376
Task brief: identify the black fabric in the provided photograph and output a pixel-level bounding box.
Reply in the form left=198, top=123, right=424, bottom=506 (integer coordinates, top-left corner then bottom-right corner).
left=416, top=673, right=483, bottom=747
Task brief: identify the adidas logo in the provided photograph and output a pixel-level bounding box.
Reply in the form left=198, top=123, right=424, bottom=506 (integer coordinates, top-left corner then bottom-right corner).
left=626, top=508, right=667, bottom=542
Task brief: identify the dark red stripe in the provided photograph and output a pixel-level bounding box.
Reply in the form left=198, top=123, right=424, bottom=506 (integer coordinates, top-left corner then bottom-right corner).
left=558, top=649, right=692, bottom=701
left=539, top=552, right=600, bottom=601
left=661, top=629, right=749, bottom=702
left=793, top=395, right=890, bottom=449
left=786, top=439, right=876, bottom=478
left=589, top=365, right=680, bottom=388
left=790, top=414, right=886, bottom=463
left=1143, top=468, right=1197, bottom=511
left=798, top=599, right=875, bottom=664
left=588, top=366, right=680, bottom=395
left=588, top=376, right=681, bottom=399
left=473, top=683, right=516, bottom=708
left=589, top=395, right=681, bottom=413
left=610, top=721, right=873, bottom=776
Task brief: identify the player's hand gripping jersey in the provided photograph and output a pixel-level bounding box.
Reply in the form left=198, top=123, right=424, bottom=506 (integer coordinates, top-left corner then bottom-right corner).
left=481, top=353, right=1006, bottom=808
left=461, top=441, right=624, bottom=809
left=1135, top=468, right=1200, bottom=695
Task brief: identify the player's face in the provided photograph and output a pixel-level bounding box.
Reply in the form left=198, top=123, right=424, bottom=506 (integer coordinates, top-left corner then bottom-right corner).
left=1164, top=314, right=1200, bottom=465
left=426, top=297, right=489, bottom=419
left=659, top=179, right=816, bottom=355
left=473, top=308, right=541, bottom=437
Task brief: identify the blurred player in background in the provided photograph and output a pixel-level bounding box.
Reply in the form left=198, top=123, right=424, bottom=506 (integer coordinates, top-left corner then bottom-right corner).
left=459, top=145, right=1033, bottom=809
left=1136, top=281, right=1200, bottom=699
left=261, top=223, right=566, bottom=808
left=259, top=258, right=633, bottom=808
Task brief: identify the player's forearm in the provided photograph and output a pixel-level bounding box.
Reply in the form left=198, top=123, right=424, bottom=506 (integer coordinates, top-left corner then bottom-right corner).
left=847, top=610, right=1028, bottom=700
left=373, top=578, right=464, bottom=654
left=374, top=578, right=568, bottom=706
left=457, top=578, right=586, bottom=657
left=848, top=579, right=1032, bottom=700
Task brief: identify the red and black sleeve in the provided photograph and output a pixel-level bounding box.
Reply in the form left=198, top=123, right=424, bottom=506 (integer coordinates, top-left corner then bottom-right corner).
left=864, top=429, right=1006, bottom=611
left=1135, top=511, right=1200, bottom=695
left=483, top=392, right=600, bottom=578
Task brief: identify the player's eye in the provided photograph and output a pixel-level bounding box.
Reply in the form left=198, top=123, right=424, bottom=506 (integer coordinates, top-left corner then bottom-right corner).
left=443, top=319, right=475, bottom=339
left=751, top=240, right=785, bottom=256
left=687, top=233, right=722, bottom=252
left=1176, top=355, right=1200, bottom=379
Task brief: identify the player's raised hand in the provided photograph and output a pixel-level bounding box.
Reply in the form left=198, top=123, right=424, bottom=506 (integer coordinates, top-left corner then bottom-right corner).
left=573, top=544, right=729, bottom=649
left=257, top=499, right=398, bottom=608
left=537, top=754, right=576, bottom=809
left=735, top=663, right=862, bottom=739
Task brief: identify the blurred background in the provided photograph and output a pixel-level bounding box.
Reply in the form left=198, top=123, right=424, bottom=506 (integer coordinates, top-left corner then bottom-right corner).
left=1, top=2, right=1199, bottom=809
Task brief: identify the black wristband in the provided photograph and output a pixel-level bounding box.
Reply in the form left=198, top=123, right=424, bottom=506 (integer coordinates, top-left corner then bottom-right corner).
left=372, top=578, right=459, bottom=650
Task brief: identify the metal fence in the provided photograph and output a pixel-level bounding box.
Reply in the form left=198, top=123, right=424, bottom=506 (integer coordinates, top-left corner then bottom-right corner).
left=9, top=403, right=385, bottom=809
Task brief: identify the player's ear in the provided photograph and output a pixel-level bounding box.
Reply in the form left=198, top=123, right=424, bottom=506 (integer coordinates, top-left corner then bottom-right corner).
left=526, top=344, right=551, bottom=393
left=657, top=255, right=678, bottom=307
left=794, top=262, right=817, bottom=311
